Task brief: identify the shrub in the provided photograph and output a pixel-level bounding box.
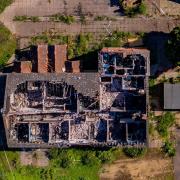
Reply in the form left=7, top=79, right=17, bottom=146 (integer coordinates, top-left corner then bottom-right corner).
left=49, top=149, right=73, bottom=168
left=13, top=15, right=28, bottom=21
left=149, top=78, right=155, bottom=87
left=123, top=147, right=147, bottom=158
left=162, top=140, right=176, bottom=157
left=29, top=16, right=40, bottom=22
left=97, top=151, right=114, bottom=163
left=124, top=7, right=137, bottom=17
left=60, top=156, right=72, bottom=168
left=137, top=2, right=146, bottom=15
left=52, top=14, right=75, bottom=24
left=149, top=122, right=155, bottom=135
left=156, top=112, right=175, bottom=138
left=81, top=152, right=100, bottom=166
left=13, top=16, right=40, bottom=22
left=120, top=0, right=147, bottom=17
left=48, top=148, right=59, bottom=159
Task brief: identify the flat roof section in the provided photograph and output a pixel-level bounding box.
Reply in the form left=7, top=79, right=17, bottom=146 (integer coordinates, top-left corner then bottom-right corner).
left=20, top=61, right=32, bottom=73
left=164, top=83, right=180, bottom=110
left=38, top=45, right=48, bottom=73
left=54, top=45, right=67, bottom=73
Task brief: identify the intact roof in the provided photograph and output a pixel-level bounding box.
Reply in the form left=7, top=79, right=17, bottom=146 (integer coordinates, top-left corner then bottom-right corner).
left=3, top=73, right=99, bottom=113
left=20, top=61, right=32, bottom=73
left=164, top=83, right=180, bottom=110
left=37, top=45, right=48, bottom=73
left=71, top=61, right=80, bottom=73
left=54, top=45, right=67, bottom=73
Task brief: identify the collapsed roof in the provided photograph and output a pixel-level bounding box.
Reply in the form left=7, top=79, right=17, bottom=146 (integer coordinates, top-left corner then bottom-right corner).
left=3, top=47, right=150, bottom=148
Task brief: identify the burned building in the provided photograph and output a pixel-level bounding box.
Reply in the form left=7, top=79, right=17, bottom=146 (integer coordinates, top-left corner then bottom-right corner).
left=3, top=47, right=150, bottom=148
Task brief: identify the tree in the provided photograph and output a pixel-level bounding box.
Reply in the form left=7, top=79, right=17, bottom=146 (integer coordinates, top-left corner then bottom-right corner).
left=162, top=140, right=176, bottom=157
left=156, top=112, right=175, bottom=138
left=138, top=3, right=146, bottom=15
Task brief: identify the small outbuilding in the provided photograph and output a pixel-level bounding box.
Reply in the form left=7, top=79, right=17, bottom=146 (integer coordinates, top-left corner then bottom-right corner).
left=164, top=83, right=180, bottom=110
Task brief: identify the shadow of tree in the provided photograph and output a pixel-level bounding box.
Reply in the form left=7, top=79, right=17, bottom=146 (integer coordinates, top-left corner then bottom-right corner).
left=110, top=0, right=120, bottom=7
left=169, top=0, right=180, bottom=4
left=143, top=31, right=175, bottom=77
left=69, top=50, right=99, bottom=72
left=149, top=83, right=164, bottom=111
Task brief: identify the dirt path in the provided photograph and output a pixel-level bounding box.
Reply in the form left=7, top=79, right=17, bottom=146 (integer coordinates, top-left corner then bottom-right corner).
left=100, top=155, right=173, bottom=180
left=174, top=129, right=180, bottom=180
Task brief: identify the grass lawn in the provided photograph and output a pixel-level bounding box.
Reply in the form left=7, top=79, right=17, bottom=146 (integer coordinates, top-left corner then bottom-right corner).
left=0, top=148, right=174, bottom=180
left=0, top=23, right=16, bottom=68
left=0, top=148, right=122, bottom=180
left=0, top=0, right=13, bottom=14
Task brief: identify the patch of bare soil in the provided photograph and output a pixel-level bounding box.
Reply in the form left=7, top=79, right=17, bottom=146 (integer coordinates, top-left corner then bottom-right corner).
left=20, top=150, right=49, bottom=167
left=100, top=150, right=174, bottom=180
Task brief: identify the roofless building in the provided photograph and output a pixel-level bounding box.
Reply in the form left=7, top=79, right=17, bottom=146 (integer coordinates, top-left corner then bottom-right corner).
left=2, top=46, right=150, bottom=148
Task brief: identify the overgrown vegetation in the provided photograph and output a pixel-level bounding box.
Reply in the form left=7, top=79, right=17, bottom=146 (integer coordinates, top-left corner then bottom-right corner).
left=162, top=140, right=176, bottom=157
left=50, top=14, right=75, bottom=24
left=0, top=148, right=123, bottom=180
left=149, top=78, right=156, bottom=88
left=31, top=31, right=137, bottom=59
left=13, top=16, right=40, bottom=22
left=149, top=112, right=176, bottom=157
left=156, top=112, right=175, bottom=138
left=123, top=147, right=147, bottom=158
left=0, top=148, right=174, bottom=179
left=166, top=26, right=180, bottom=65
left=0, top=0, right=13, bottom=14
left=0, top=24, right=16, bottom=69
left=94, top=16, right=116, bottom=21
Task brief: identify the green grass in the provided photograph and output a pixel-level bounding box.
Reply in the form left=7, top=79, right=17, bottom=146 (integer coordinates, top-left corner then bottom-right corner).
left=0, top=148, right=174, bottom=179
left=156, top=112, right=175, bottom=138
left=0, top=148, right=123, bottom=180
left=0, top=24, right=16, bottom=69
left=0, top=0, right=13, bottom=14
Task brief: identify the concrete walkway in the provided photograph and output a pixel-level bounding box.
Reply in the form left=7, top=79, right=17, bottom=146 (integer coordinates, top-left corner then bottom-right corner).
left=0, top=0, right=180, bottom=37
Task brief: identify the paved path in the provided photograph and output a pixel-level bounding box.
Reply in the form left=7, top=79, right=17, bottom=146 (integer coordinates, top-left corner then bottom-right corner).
left=0, top=0, right=180, bottom=37
left=174, top=129, right=180, bottom=180
left=1, top=17, right=180, bottom=37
